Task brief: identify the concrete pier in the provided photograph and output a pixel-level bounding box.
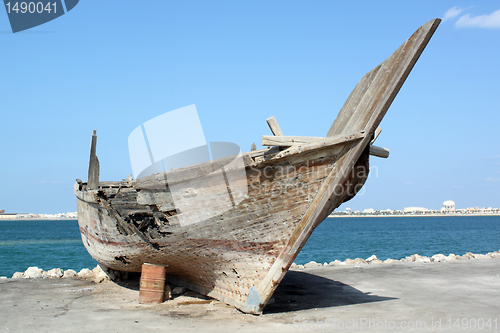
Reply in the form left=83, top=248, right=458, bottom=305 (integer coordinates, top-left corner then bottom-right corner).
left=1, top=259, right=499, bottom=332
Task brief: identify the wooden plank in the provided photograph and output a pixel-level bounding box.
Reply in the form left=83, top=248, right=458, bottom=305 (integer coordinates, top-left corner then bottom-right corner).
left=87, top=130, right=99, bottom=190
left=327, top=65, right=382, bottom=137
left=371, top=127, right=382, bottom=144
left=327, top=19, right=441, bottom=140
left=266, top=116, right=283, bottom=136
left=369, top=145, right=389, bottom=158
left=272, top=131, right=365, bottom=160
left=261, top=135, right=325, bottom=147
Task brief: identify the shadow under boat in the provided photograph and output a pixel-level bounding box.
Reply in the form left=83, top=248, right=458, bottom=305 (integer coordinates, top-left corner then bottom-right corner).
left=264, top=270, right=397, bottom=314
left=110, top=269, right=396, bottom=314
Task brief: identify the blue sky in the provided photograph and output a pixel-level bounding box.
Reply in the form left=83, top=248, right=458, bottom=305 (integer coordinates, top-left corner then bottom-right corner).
left=1, top=1, right=499, bottom=214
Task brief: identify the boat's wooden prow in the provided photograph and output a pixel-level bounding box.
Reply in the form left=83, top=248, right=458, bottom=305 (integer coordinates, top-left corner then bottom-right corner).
left=255, top=18, right=441, bottom=314
left=327, top=18, right=441, bottom=139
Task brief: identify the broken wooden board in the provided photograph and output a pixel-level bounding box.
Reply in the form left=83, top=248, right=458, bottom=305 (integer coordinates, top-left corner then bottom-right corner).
left=266, top=116, right=284, bottom=136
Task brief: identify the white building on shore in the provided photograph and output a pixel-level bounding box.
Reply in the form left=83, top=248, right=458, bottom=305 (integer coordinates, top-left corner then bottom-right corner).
left=441, top=200, right=456, bottom=212
left=0, top=213, right=18, bottom=219
left=403, top=207, right=429, bottom=213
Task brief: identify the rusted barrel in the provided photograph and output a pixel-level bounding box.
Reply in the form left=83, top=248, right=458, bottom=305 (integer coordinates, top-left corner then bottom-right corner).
left=139, top=263, right=167, bottom=304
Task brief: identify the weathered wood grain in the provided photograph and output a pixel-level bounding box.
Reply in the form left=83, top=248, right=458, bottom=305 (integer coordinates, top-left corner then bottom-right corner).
left=272, top=131, right=365, bottom=160
left=266, top=116, right=284, bottom=136
left=261, top=135, right=326, bottom=147
left=369, top=145, right=390, bottom=158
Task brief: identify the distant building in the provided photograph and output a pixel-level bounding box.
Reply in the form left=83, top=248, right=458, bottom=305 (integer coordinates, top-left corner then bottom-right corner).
left=0, top=213, right=17, bottom=219
left=441, top=200, right=456, bottom=212
left=66, top=212, right=78, bottom=219
left=363, top=208, right=375, bottom=213
left=403, top=207, right=429, bottom=213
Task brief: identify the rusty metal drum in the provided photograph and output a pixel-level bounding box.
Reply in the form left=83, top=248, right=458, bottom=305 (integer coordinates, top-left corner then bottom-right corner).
left=139, top=263, right=167, bottom=304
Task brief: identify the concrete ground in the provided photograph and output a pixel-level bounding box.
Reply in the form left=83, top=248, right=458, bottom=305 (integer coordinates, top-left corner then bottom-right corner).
left=1, top=259, right=499, bottom=332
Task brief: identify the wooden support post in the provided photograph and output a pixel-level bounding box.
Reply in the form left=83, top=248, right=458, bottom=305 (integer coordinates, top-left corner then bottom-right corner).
left=87, top=130, right=100, bottom=190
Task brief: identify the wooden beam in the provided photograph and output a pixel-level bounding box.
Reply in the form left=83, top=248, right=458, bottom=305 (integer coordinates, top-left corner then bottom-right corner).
left=87, top=130, right=100, bottom=190
left=273, top=131, right=365, bottom=160
left=370, top=145, right=389, bottom=158
left=262, top=132, right=388, bottom=158
left=266, top=116, right=283, bottom=136
left=261, top=135, right=325, bottom=147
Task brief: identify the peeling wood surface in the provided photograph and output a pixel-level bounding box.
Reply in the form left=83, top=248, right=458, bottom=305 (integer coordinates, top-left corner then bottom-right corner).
left=75, top=19, right=440, bottom=315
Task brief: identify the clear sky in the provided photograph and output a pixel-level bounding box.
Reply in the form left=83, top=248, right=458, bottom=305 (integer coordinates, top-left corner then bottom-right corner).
left=1, top=1, right=499, bottom=214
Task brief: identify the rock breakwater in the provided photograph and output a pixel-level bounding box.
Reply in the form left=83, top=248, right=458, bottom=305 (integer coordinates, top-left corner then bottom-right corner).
left=4, top=265, right=112, bottom=283
left=2, top=250, right=499, bottom=280
left=291, top=250, right=500, bottom=269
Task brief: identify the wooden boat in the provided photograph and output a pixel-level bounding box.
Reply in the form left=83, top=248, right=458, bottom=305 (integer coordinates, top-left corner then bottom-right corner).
left=75, top=19, right=440, bottom=314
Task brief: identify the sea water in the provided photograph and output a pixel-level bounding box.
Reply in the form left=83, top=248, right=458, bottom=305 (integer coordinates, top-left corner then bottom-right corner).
left=295, top=215, right=500, bottom=264
left=0, top=220, right=97, bottom=277
left=0, top=216, right=499, bottom=277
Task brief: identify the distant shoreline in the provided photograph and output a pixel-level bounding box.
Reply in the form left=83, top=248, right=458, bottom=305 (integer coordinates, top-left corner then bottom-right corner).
left=0, top=218, right=78, bottom=221
left=2, top=213, right=500, bottom=221
left=328, top=213, right=500, bottom=218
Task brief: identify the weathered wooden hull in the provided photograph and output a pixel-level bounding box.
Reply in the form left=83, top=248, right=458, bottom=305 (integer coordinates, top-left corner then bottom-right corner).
left=75, top=19, right=440, bottom=314
left=75, top=141, right=369, bottom=312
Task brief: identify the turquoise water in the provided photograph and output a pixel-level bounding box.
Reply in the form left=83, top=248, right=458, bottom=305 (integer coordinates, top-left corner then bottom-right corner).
left=1, top=216, right=499, bottom=277
left=295, top=215, right=500, bottom=264
left=0, top=220, right=98, bottom=277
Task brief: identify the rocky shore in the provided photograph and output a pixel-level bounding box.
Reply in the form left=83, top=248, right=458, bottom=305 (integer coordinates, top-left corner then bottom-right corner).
left=3, top=265, right=113, bottom=283
left=292, top=250, right=500, bottom=269
left=3, top=250, right=500, bottom=282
